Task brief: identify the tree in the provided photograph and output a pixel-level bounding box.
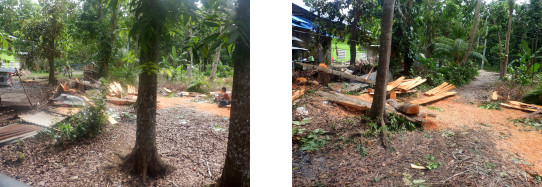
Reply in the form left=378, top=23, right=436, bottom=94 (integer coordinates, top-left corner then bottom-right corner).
left=460, top=0, right=482, bottom=65
left=501, top=0, right=514, bottom=79
left=368, top=0, right=394, bottom=149
left=433, top=38, right=486, bottom=64
left=216, top=0, right=249, bottom=185
left=121, top=0, right=196, bottom=179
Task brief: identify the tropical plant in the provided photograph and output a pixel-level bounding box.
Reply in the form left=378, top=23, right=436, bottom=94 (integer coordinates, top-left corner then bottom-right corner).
left=433, top=38, right=487, bottom=65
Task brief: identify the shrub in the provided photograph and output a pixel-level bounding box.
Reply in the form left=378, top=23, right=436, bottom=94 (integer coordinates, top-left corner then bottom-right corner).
left=414, top=57, right=479, bottom=87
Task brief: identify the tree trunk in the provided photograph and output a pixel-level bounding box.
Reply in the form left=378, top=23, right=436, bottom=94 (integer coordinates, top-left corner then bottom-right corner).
left=368, top=0, right=395, bottom=150
left=122, top=0, right=172, bottom=179
left=188, top=29, right=193, bottom=78
left=48, top=37, right=56, bottom=85
left=481, top=7, right=490, bottom=70
left=216, top=0, right=250, bottom=186
left=493, top=18, right=505, bottom=78
left=503, top=0, right=514, bottom=79
left=369, top=0, right=395, bottom=120
left=210, top=26, right=224, bottom=81
left=460, top=0, right=482, bottom=65
left=349, top=40, right=357, bottom=66
left=98, top=2, right=120, bottom=77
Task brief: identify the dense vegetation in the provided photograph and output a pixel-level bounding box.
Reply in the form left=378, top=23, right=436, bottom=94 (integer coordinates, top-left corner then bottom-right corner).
left=304, top=0, right=542, bottom=90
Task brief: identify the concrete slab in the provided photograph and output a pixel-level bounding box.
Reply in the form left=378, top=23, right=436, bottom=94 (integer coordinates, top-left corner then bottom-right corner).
left=0, top=93, right=28, bottom=103
left=19, top=111, right=66, bottom=127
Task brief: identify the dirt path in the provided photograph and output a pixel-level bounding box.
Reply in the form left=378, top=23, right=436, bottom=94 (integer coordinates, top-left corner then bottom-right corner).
left=157, top=96, right=230, bottom=118
left=422, top=70, right=542, bottom=175
left=454, top=70, right=500, bottom=104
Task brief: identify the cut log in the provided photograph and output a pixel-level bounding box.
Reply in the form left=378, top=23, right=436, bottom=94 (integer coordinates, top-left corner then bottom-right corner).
left=296, top=62, right=375, bottom=84
left=163, top=87, right=172, bottom=93
left=387, top=99, right=420, bottom=115
left=425, top=82, right=449, bottom=96
left=491, top=91, right=499, bottom=101
left=295, top=77, right=308, bottom=84
left=390, top=91, right=396, bottom=100
left=316, top=91, right=428, bottom=125
left=292, top=88, right=306, bottom=101
left=410, top=92, right=456, bottom=105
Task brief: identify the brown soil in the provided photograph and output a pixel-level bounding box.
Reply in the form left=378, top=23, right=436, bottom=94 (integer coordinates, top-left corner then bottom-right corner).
left=157, top=96, right=230, bottom=118
left=0, top=104, right=229, bottom=186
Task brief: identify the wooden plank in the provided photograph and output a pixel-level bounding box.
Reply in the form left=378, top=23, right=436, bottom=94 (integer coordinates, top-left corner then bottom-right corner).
left=397, top=77, right=421, bottom=90
left=433, top=85, right=455, bottom=95
left=405, top=78, right=427, bottom=90
left=500, top=103, right=538, bottom=112
left=425, top=82, right=448, bottom=96
left=410, top=92, right=456, bottom=105
left=509, top=101, right=542, bottom=110
left=386, top=76, right=406, bottom=91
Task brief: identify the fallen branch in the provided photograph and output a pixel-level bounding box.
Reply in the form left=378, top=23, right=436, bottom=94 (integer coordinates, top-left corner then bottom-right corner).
left=292, top=88, right=306, bottom=101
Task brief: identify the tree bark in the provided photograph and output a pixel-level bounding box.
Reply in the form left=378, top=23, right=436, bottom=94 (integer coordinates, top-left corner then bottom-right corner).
left=482, top=7, right=490, bottom=70
left=369, top=0, right=395, bottom=120
left=210, top=26, right=224, bottom=81
left=188, top=28, right=193, bottom=78
left=98, top=1, right=120, bottom=77
left=493, top=18, right=505, bottom=78
left=349, top=6, right=360, bottom=66
left=48, top=12, right=57, bottom=85
left=503, top=0, right=514, bottom=79
left=122, top=0, right=172, bottom=179
left=460, top=0, right=482, bottom=65
left=368, top=0, right=395, bottom=151
left=216, top=0, right=250, bottom=185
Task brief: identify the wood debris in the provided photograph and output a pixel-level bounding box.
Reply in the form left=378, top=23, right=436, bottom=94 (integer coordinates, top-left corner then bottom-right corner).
left=296, top=62, right=375, bottom=84
left=292, top=88, right=306, bottom=101
left=396, top=77, right=427, bottom=92
left=127, top=85, right=137, bottom=95
left=500, top=101, right=542, bottom=112
left=386, top=76, right=405, bottom=92
left=106, top=96, right=136, bottom=105
left=410, top=92, right=457, bottom=105
left=387, top=99, right=420, bottom=115
left=425, top=82, right=455, bottom=96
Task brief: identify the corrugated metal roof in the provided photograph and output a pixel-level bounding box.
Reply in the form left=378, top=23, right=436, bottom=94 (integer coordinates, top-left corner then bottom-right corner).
left=292, top=47, right=308, bottom=51
left=0, top=67, right=16, bottom=73
left=293, top=36, right=303, bottom=42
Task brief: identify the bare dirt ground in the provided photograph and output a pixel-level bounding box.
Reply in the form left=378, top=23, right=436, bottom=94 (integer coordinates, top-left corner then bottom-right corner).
left=157, top=96, right=230, bottom=118
left=292, top=70, right=541, bottom=186
left=0, top=100, right=229, bottom=186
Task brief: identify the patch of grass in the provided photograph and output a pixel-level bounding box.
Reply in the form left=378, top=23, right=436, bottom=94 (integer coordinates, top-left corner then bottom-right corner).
left=478, top=102, right=502, bottom=110
left=485, top=162, right=496, bottom=170
left=344, top=90, right=361, bottom=96
left=293, top=118, right=312, bottom=126
left=427, top=106, right=443, bottom=111
left=441, top=130, right=455, bottom=137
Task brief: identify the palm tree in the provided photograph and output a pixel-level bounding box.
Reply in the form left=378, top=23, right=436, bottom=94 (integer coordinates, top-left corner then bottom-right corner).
left=433, top=38, right=487, bottom=65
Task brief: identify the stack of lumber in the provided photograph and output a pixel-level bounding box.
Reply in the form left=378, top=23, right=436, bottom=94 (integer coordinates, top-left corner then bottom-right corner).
left=425, top=82, right=455, bottom=96
left=127, top=85, right=137, bottom=95
left=410, top=92, right=456, bottom=105
left=386, top=76, right=405, bottom=91
left=395, top=77, right=427, bottom=93
left=108, top=82, right=124, bottom=97
left=500, top=101, right=542, bottom=112
left=106, top=96, right=136, bottom=105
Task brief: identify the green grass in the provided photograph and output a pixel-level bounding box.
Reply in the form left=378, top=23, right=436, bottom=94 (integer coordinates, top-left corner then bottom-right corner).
left=331, top=37, right=366, bottom=62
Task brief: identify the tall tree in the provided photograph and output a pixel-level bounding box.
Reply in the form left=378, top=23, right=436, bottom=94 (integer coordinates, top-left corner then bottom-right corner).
left=122, top=0, right=196, bottom=179
left=460, top=0, right=482, bottom=65
left=368, top=0, right=394, bottom=148
left=502, top=0, right=514, bottom=79
left=216, top=0, right=250, bottom=185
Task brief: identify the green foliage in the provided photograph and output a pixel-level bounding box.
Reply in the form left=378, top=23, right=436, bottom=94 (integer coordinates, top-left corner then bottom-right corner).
left=356, top=143, right=368, bottom=157
left=433, top=38, right=487, bottom=64
left=478, top=102, right=502, bottom=110
left=511, top=118, right=542, bottom=131
left=388, top=113, right=416, bottom=131
left=186, top=79, right=211, bottom=93
left=108, top=62, right=140, bottom=86
left=427, top=106, right=443, bottom=111
left=47, top=92, right=107, bottom=145
left=414, top=56, right=479, bottom=87
left=299, top=129, right=329, bottom=153
left=423, top=154, right=442, bottom=170
left=521, top=84, right=542, bottom=105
